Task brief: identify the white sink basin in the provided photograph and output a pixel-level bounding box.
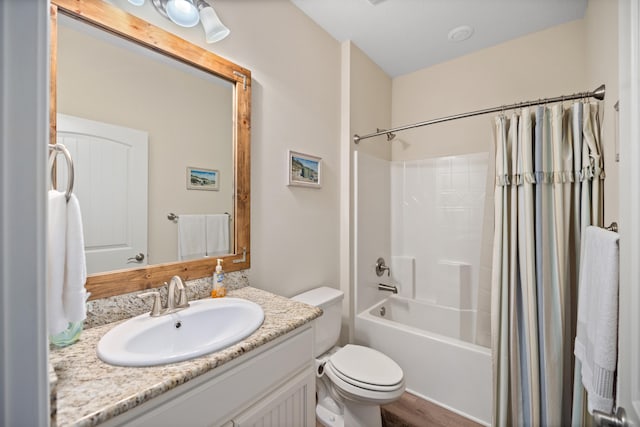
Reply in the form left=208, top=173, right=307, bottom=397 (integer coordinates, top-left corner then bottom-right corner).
left=97, top=297, right=264, bottom=367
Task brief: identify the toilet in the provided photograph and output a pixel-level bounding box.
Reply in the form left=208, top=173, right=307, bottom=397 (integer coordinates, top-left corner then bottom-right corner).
left=292, top=286, right=405, bottom=427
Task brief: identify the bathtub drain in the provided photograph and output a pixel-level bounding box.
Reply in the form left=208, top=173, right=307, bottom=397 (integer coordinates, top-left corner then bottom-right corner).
left=379, top=306, right=386, bottom=317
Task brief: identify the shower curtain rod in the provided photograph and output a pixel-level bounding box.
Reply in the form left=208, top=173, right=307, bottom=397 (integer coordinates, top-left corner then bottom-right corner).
left=353, top=84, right=606, bottom=144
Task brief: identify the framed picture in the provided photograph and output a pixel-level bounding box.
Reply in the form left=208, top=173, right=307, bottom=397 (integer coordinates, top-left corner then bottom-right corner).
left=287, top=150, right=321, bottom=188
left=187, top=167, right=219, bottom=191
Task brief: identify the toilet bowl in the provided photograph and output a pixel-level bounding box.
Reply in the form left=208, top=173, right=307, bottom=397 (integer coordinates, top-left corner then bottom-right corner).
left=292, top=287, right=405, bottom=427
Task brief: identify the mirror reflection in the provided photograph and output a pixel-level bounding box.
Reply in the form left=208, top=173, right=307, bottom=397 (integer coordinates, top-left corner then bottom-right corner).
left=56, top=15, right=234, bottom=275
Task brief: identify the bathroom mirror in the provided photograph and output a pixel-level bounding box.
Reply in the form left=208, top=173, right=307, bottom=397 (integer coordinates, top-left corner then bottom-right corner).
left=50, top=0, right=251, bottom=299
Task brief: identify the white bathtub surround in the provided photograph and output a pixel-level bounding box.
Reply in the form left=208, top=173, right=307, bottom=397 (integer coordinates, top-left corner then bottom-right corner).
left=390, top=255, right=415, bottom=298
left=491, top=103, right=604, bottom=427
left=355, top=296, right=492, bottom=425
left=390, top=153, right=489, bottom=340
left=435, top=260, right=472, bottom=309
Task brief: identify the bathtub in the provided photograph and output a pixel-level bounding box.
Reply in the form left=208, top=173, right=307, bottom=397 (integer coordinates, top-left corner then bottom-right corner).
left=355, top=295, right=492, bottom=426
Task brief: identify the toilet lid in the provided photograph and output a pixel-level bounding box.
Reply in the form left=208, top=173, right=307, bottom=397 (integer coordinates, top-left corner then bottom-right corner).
left=328, top=344, right=403, bottom=388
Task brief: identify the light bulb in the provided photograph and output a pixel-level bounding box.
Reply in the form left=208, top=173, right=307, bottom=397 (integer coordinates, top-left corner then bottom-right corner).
left=166, top=0, right=200, bottom=27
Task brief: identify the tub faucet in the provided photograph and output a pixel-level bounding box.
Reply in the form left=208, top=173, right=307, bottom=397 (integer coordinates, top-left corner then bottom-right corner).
left=378, top=283, right=398, bottom=294
left=375, top=257, right=391, bottom=277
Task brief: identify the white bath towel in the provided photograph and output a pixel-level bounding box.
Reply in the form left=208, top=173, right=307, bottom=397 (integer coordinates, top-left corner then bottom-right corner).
left=47, top=191, right=88, bottom=336
left=574, top=226, right=620, bottom=414
left=205, top=214, right=230, bottom=256
left=178, top=215, right=206, bottom=260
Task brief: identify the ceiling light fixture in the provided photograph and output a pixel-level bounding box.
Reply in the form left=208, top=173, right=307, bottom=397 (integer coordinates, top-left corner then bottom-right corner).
left=447, top=25, right=474, bottom=42
left=128, top=0, right=230, bottom=43
left=164, top=0, right=200, bottom=27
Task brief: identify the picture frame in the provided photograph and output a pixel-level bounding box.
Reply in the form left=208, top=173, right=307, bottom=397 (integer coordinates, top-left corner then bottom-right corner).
left=187, top=167, right=219, bottom=191
left=287, top=150, right=321, bottom=188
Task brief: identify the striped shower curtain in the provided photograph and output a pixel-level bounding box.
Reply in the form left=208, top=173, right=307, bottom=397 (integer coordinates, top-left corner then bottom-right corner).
left=491, top=102, right=604, bottom=426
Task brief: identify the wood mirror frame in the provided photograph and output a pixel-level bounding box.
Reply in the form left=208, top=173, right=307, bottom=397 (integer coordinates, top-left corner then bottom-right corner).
left=50, top=0, right=251, bottom=300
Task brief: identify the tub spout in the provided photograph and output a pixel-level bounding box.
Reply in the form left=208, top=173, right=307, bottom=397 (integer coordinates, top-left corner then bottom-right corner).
left=378, top=283, right=398, bottom=294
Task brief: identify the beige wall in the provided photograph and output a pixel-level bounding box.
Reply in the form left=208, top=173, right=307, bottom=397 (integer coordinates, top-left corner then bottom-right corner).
left=109, top=0, right=342, bottom=298
left=57, top=22, right=234, bottom=266
left=391, top=19, right=588, bottom=160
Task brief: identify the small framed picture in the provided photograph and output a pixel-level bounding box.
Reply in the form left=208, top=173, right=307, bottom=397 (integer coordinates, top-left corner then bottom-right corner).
left=187, top=167, right=219, bottom=191
left=287, top=150, right=321, bottom=188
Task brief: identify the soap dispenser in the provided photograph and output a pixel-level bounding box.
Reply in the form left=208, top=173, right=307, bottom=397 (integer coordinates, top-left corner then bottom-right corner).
left=211, top=259, right=226, bottom=298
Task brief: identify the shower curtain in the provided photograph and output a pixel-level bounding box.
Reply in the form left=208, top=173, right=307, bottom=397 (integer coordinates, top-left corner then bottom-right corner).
left=491, top=102, right=603, bottom=426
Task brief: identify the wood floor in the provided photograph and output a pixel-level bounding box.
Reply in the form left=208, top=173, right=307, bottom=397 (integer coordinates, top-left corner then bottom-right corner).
left=315, top=392, right=482, bottom=427
left=381, top=392, right=483, bottom=427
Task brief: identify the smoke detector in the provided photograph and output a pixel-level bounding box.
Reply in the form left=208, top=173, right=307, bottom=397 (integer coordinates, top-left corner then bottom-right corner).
left=447, top=25, right=474, bottom=42
left=367, top=0, right=388, bottom=5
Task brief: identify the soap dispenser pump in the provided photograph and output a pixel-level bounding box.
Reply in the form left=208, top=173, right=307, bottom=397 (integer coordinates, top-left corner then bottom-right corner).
left=211, top=259, right=226, bottom=298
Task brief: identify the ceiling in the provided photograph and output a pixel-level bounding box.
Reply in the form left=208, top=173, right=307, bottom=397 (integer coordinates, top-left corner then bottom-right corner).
left=290, top=0, right=588, bottom=77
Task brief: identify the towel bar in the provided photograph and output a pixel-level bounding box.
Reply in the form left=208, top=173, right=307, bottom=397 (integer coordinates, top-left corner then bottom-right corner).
left=48, top=143, right=74, bottom=202
left=168, top=212, right=232, bottom=222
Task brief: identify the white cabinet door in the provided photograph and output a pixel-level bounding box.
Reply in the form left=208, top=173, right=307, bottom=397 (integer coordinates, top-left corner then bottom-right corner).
left=56, top=113, right=148, bottom=274
left=231, top=369, right=315, bottom=427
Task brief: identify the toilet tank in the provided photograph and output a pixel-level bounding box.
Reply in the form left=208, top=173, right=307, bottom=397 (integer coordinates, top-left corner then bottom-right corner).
left=292, top=286, right=344, bottom=357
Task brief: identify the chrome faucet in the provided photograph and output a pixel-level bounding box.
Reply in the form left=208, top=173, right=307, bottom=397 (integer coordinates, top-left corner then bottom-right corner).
left=378, top=283, right=398, bottom=294
left=167, top=275, right=189, bottom=311
left=375, top=257, right=391, bottom=277
left=138, top=275, right=189, bottom=317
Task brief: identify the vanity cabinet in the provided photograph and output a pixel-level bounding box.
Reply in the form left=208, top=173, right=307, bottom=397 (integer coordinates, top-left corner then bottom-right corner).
left=101, top=325, right=315, bottom=427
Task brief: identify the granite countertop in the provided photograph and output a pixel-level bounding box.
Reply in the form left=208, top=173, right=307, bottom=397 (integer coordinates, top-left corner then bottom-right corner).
left=49, top=287, right=322, bottom=427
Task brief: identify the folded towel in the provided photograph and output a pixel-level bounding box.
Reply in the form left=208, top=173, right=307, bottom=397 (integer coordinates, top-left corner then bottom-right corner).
left=574, top=226, right=620, bottom=414
left=178, top=215, right=206, bottom=260
left=205, top=214, right=230, bottom=256
left=47, top=191, right=87, bottom=335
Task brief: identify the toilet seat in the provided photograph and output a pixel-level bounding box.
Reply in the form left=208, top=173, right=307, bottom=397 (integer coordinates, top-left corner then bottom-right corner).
left=323, top=345, right=405, bottom=405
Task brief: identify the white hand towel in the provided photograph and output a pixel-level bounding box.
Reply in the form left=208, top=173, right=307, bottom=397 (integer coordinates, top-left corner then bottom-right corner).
left=178, top=215, right=206, bottom=260
left=205, top=214, right=230, bottom=256
left=63, top=194, right=87, bottom=323
left=47, top=190, right=68, bottom=335
left=47, top=191, right=88, bottom=336
left=574, top=226, right=620, bottom=415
